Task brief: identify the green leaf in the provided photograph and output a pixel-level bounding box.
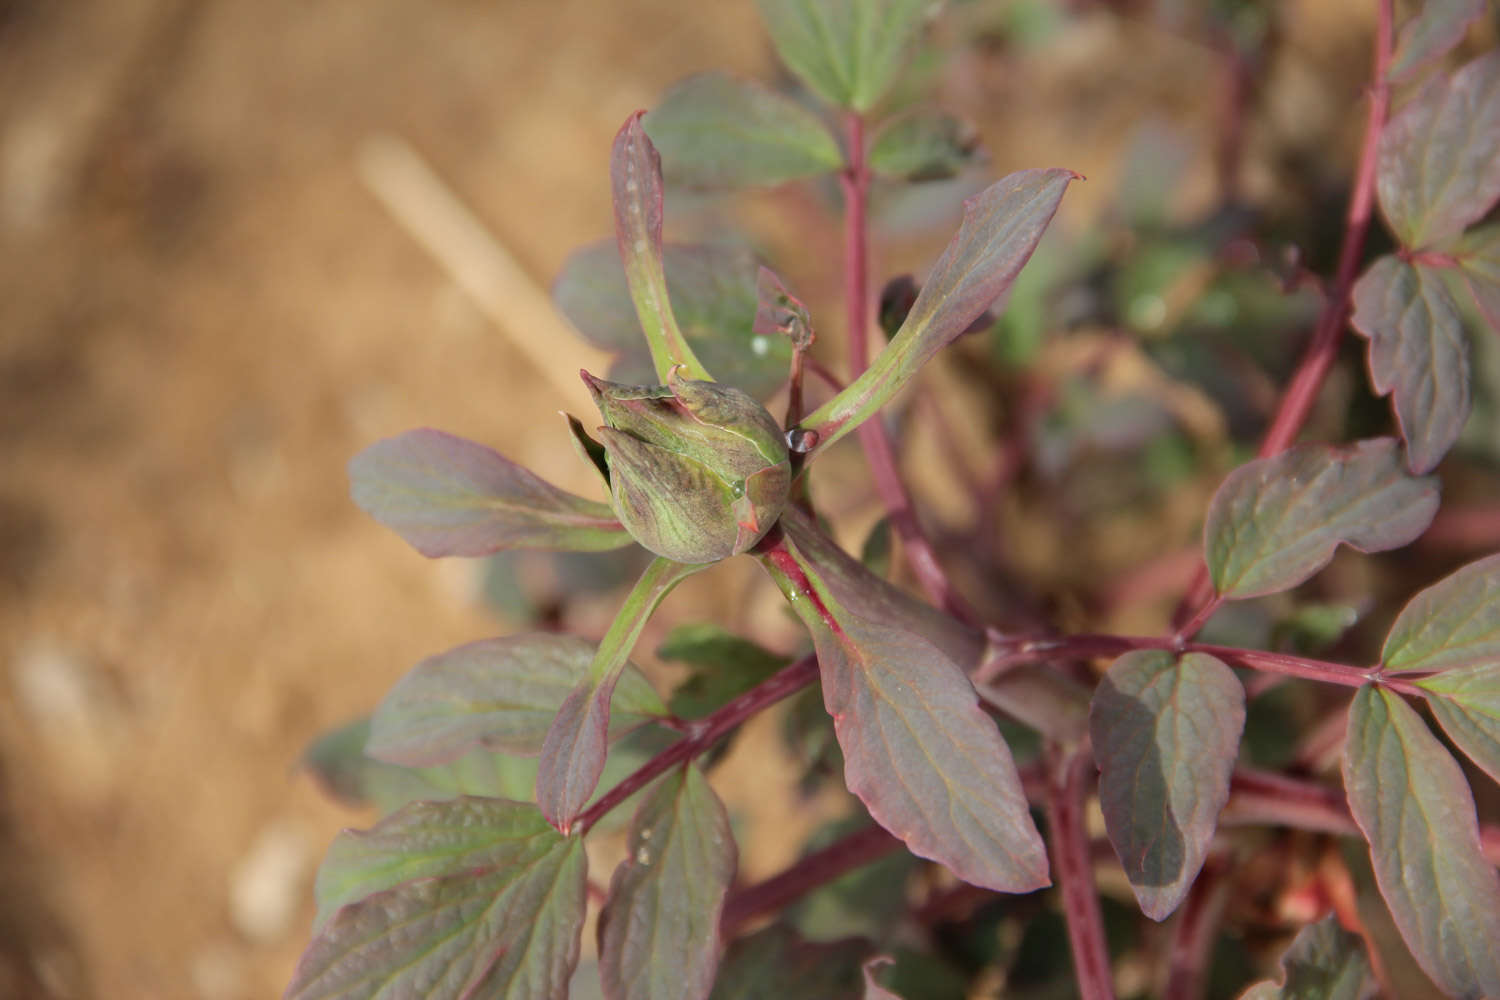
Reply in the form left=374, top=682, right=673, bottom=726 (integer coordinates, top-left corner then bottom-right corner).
left=759, top=514, right=1049, bottom=893
left=868, top=108, right=981, bottom=182
left=708, top=925, right=867, bottom=1000
left=1350, top=255, right=1471, bottom=474
left=798, top=168, right=1075, bottom=459
left=349, top=429, right=631, bottom=558
left=643, top=72, right=843, bottom=190
left=1387, top=0, right=1486, bottom=83
left=1238, top=914, right=1377, bottom=1000
left=1418, top=661, right=1500, bottom=784
left=599, top=766, right=736, bottom=1000
left=289, top=798, right=587, bottom=999
left=1204, top=438, right=1439, bottom=600
left=1451, top=223, right=1500, bottom=337
left=1342, top=685, right=1500, bottom=998
left=1377, top=52, right=1500, bottom=248
left=861, top=957, right=903, bottom=999
left=659, top=624, right=791, bottom=720
left=554, top=242, right=791, bottom=401
left=1090, top=650, right=1245, bottom=920
left=611, top=114, right=713, bottom=383
left=1384, top=553, right=1500, bottom=672
left=755, top=0, right=939, bottom=112
left=367, top=634, right=666, bottom=766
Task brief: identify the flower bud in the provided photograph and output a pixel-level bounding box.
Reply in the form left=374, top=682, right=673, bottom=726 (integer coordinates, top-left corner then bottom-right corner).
left=579, top=368, right=791, bottom=564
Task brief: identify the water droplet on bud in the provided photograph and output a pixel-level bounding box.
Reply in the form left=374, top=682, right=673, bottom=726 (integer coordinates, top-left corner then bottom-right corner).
left=785, top=428, right=819, bottom=453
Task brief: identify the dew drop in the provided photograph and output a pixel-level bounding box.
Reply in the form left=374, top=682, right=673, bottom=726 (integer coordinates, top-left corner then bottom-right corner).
left=730, top=481, right=746, bottom=499
left=750, top=335, right=770, bottom=357
left=625, top=179, right=639, bottom=194
left=639, top=827, right=653, bottom=841
left=633, top=239, right=647, bottom=254
left=635, top=846, right=651, bottom=865
left=785, top=427, right=819, bottom=453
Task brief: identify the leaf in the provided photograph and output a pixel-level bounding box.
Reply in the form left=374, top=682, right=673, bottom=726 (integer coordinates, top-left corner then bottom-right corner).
left=1238, top=914, right=1377, bottom=1000
left=659, top=623, right=791, bottom=720
left=1204, top=438, right=1439, bottom=600
left=598, top=765, right=736, bottom=1000
left=367, top=634, right=666, bottom=766
left=288, top=798, right=587, bottom=1000
left=753, top=266, right=814, bottom=350
left=1090, top=650, right=1245, bottom=920
left=554, top=242, right=791, bottom=400
left=760, top=515, right=1049, bottom=892
left=708, top=925, right=867, bottom=1000
left=1418, top=662, right=1500, bottom=784
left=348, top=429, right=631, bottom=558
left=1341, top=684, right=1500, bottom=998
left=1377, top=51, right=1500, bottom=248
left=861, top=957, right=903, bottom=999
left=1387, top=0, right=1486, bottom=83
left=1350, top=254, right=1471, bottom=473
left=1451, top=223, right=1500, bottom=336
left=611, top=114, right=713, bottom=383
left=868, top=109, right=981, bottom=182
left=755, top=0, right=938, bottom=112
left=798, top=168, right=1076, bottom=458
left=1383, top=552, right=1500, bottom=672
left=643, top=72, right=843, bottom=189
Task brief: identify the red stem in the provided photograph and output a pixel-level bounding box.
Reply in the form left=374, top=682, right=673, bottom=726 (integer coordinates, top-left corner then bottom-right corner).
left=719, top=824, right=901, bottom=934
left=980, top=632, right=1425, bottom=696
left=839, top=111, right=976, bottom=623
left=1045, top=743, right=1115, bottom=1000
left=573, top=655, right=818, bottom=835
left=1172, top=0, right=1395, bottom=633
left=1163, top=854, right=1232, bottom=1000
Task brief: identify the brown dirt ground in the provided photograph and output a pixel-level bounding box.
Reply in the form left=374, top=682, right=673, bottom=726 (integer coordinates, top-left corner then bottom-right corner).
left=0, top=1, right=1369, bottom=997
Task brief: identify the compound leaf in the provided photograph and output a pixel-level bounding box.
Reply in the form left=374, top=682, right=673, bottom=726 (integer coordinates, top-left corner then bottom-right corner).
left=868, top=108, right=982, bottom=183
left=554, top=241, right=790, bottom=400
left=1238, top=914, right=1377, bottom=1000
left=1418, top=662, right=1500, bottom=784
left=599, top=765, right=736, bottom=1000
left=1377, top=51, right=1500, bottom=248
left=289, top=798, right=587, bottom=1000
left=349, top=429, right=630, bottom=558
left=643, top=72, right=843, bottom=189
left=1383, top=553, right=1500, bottom=673
left=1342, top=685, right=1500, bottom=998
left=367, top=634, right=666, bottom=766
left=760, top=517, right=1048, bottom=893
left=1090, top=650, right=1245, bottom=920
left=1387, top=0, right=1486, bottom=83
left=1205, top=439, right=1439, bottom=600
left=755, top=0, right=938, bottom=112
left=800, top=168, right=1076, bottom=458
left=708, top=925, right=867, bottom=1000
left=1350, top=254, right=1470, bottom=474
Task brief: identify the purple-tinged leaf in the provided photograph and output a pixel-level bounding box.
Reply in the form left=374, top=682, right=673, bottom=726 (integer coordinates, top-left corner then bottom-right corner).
left=1377, top=52, right=1500, bottom=248
left=1383, top=552, right=1500, bottom=672
left=1342, top=685, right=1500, bottom=998
left=554, top=242, right=790, bottom=400
left=367, top=634, right=666, bottom=766
left=1451, top=224, right=1500, bottom=336
left=611, top=114, right=712, bottom=383
left=1350, top=254, right=1471, bottom=473
left=868, top=108, right=982, bottom=183
left=643, top=72, right=843, bottom=190
left=755, top=0, right=938, bottom=112
left=1387, top=0, right=1486, bottom=83
left=1238, top=914, right=1377, bottom=1000
left=860, top=957, right=902, bottom=999
left=708, top=925, right=867, bottom=1000
left=536, top=679, right=616, bottom=833
left=288, top=798, right=586, bottom=1000
left=797, top=169, right=1076, bottom=458
left=753, top=266, right=814, bottom=350
left=759, top=515, right=1049, bottom=893
left=1090, top=650, right=1245, bottom=920
left=349, top=429, right=630, bottom=558
left=1418, top=662, right=1500, bottom=785
left=1204, top=438, right=1439, bottom=600
left=599, top=765, right=736, bottom=1000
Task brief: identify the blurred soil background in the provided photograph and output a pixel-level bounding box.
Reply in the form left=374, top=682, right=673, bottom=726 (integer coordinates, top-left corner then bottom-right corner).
left=0, top=0, right=1378, bottom=996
